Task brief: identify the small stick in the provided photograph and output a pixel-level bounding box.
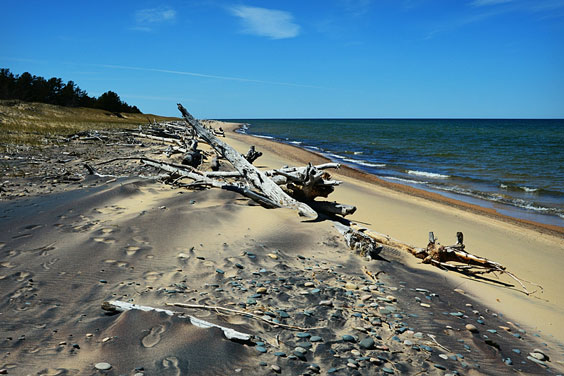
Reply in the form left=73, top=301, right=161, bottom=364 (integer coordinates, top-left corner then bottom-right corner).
left=167, top=302, right=323, bottom=331
left=427, top=333, right=450, bottom=353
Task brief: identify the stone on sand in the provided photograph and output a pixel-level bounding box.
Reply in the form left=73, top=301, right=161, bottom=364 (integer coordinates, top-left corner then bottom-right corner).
left=94, top=362, right=112, bottom=370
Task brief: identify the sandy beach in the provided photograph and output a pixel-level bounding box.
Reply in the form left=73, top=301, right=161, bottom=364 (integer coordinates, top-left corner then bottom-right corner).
left=1, top=120, right=563, bottom=375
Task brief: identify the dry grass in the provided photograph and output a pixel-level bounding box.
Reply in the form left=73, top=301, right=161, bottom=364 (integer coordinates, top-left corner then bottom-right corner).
left=0, top=100, right=179, bottom=149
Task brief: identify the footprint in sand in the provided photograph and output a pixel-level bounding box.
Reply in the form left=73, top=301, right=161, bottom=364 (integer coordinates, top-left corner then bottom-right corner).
left=100, top=227, right=116, bottom=234
left=143, top=271, right=162, bottom=282
left=15, top=271, right=32, bottom=282
left=162, top=356, right=181, bottom=376
left=142, top=324, right=167, bottom=348
left=125, top=246, right=141, bottom=256
left=41, top=258, right=59, bottom=270
left=93, top=237, right=116, bottom=244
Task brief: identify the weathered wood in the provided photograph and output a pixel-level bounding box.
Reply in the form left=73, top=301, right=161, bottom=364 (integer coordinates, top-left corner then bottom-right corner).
left=133, top=132, right=184, bottom=146
left=244, top=146, right=262, bottom=164
left=141, top=158, right=279, bottom=208
left=177, top=104, right=317, bottom=217
left=102, top=300, right=252, bottom=342
left=310, top=201, right=356, bottom=217
left=334, top=223, right=382, bottom=258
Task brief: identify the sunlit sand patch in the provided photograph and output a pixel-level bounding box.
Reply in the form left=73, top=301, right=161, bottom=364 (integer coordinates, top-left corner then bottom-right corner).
left=100, top=227, right=115, bottom=234
left=104, top=259, right=118, bottom=264
left=0, top=261, right=17, bottom=268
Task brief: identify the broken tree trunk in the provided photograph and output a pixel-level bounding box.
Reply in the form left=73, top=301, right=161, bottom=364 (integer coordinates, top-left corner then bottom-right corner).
left=177, top=104, right=317, bottom=217
left=244, top=145, right=262, bottom=164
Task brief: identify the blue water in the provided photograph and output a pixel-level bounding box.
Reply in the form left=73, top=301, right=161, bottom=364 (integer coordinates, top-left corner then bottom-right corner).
left=227, top=118, right=564, bottom=227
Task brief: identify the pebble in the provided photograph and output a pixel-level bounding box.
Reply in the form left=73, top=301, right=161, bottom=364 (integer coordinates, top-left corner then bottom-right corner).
left=420, top=303, right=431, bottom=308
left=359, top=337, right=375, bottom=349
left=256, top=287, right=267, bottom=294
left=434, top=364, right=446, bottom=370
left=347, top=362, right=358, bottom=369
left=274, top=351, right=287, bottom=357
left=267, top=253, right=279, bottom=260
left=382, top=367, right=394, bottom=374
left=215, top=268, right=224, bottom=274
left=532, top=349, right=549, bottom=361
left=94, top=362, right=112, bottom=370
left=386, top=295, right=397, bottom=302
left=319, top=300, right=333, bottom=307
left=277, top=310, right=290, bottom=318
left=439, top=354, right=448, bottom=360
left=529, top=352, right=547, bottom=361
left=310, top=336, right=323, bottom=342
left=465, top=324, right=478, bottom=333
left=345, top=282, right=358, bottom=290
left=342, top=334, right=357, bottom=342
left=271, top=365, right=281, bottom=373
left=304, top=282, right=314, bottom=287
left=235, top=263, right=244, bottom=269
left=0, top=370, right=7, bottom=375
left=256, top=346, right=267, bottom=353
left=360, top=294, right=372, bottom=301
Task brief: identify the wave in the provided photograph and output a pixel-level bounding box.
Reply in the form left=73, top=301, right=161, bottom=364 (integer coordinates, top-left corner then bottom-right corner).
left=290, top=141, right=302, bottom=145
left=341, top=158, right=386, bottom=168
left=253, top=134, right=275, bottom=140
left=383, top=176, right=428, bottom=185
left=499, top=183, right=540, bottom=193
left=431, top=184, right=564, bottom=217
left=407, top=170, right=450, bottom=179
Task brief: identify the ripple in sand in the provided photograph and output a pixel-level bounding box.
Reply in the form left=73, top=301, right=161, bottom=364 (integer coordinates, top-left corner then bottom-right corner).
left=142, top=324, right=166, bottom=348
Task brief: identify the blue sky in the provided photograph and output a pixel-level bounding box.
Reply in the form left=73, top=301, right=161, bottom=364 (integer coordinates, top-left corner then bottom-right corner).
left=1, top=0, right=563, bottom=118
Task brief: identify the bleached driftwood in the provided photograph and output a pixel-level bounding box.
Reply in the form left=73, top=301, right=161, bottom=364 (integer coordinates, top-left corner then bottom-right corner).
left=344, top=224, right=542, bottom=295
left=101, top=300, right=252, bottom=342
left=334, top=222, right=382, bottom=258
left=133, top=132, right=184, bottom=147
left=140, top=158, right=280, bottom=208
left=166, top=302, right=323, bottom=331
left=310, top=201, right=356, bottom=217
left=177, top=104, right=317, bottom=218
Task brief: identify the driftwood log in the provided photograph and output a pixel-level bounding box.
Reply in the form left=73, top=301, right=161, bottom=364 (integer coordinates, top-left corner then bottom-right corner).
left=177, top=104, right=318, bottom=218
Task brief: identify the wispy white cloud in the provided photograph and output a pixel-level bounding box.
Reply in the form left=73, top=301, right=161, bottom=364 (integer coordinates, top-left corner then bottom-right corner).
left=230, top=6, right=300, bottom=39
left=132, top=6, right=176, bottom=31
left=135, top=7, right=177, bottom=23
left=95, top=63, right=325, bottom=89
left=339, top=0, right=374, bottom=16
left=470, top=0, right=513, bottom=6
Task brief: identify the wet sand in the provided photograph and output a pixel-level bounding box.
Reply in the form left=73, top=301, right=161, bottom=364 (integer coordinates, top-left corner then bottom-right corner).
left=0, top=121, right=563, bottom=375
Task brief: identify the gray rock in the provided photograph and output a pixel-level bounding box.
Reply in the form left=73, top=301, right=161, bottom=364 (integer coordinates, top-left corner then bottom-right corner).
left=271, top=365, right=281, bottom=373
left=359, top=337, right=375, bottom=349
left=94, top=362, right=112, bottom=370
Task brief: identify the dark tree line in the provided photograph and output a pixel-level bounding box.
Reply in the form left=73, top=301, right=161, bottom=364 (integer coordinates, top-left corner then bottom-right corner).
left=0, top=68, right=141, bottom=113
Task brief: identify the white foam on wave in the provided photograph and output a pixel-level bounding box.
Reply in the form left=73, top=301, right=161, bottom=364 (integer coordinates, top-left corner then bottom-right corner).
left=383, top=176, right=427, bottom=185
left=520, top=186, right=538, bottom=193
left=253, top=134, right=274, bottom=140
left=341, top=158, right=386, bottom=168
left=407, top=170, right=450, bottom=179
left=290, top=141, right=302, bottom=145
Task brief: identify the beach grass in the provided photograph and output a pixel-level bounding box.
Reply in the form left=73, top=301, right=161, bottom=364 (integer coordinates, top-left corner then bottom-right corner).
left=0, top=99, right=178, bottom=149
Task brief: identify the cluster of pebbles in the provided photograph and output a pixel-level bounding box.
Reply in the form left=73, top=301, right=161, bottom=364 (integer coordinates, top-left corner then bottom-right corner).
left=154, top=243, right=562, bottom=375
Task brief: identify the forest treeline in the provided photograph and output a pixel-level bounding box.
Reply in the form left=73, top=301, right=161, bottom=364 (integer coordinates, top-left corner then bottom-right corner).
left=0, top=68, right=141, bottom=114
